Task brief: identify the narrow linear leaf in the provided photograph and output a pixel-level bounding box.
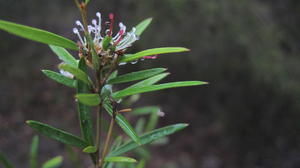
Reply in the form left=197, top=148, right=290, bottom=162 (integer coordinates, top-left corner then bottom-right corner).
left=76, top=94, right=100, bottom=106
left=82, top=146, right=97, bottom=154
left=103, top=101, right=141, bottom=144
left=26, top=120, right=88, bottom=148
left=42, top=156, right=63, bottom=168
left=151, top=137, right=169, bottom=146
left=104, top=156, right=137, bottom=163
left=135, top=118, right=146, bottom=135
left=0, top=153, right=14, bottom=168
left=108, top=68, right=166, bottom=84
left=113, top=81, right=208, bottom=99
left=30, top=136, right=39, bottom=168
left=120, top=47, right=189, bottom=62
left=125, top=73, right=169, bottom=89
left=107, top=71, right=118, bottom=81
left=135, top=18, right=153, bottom=36
left=136, top=159, right=146, bottom=168
left=0, top=20, right=77, bottom=50
left=65, top=146, right=80, bottom=167
left=102, top=36, right=112, bottom=50
left=109, top=123, right=188, bottom=156
left=110, top=136, right=123, bottom=152
left=132, top=106, right=159, bottom=115
left=42, top=70, right=76, bottom=88
left=146, top=110, right=159, bottom=132
left=58, top=63, right=91, bottom=85
left=49, top=45, right=78, bottom=67
left=76, top=58, right=96, bottom=163
left=134, top=148, right=150, bottom=160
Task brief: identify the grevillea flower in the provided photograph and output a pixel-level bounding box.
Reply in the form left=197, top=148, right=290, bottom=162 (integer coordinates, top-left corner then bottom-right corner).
left=72, top=12, right=139, bottom=53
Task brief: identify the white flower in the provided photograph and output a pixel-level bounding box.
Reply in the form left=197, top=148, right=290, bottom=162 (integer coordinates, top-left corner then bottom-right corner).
left=73, top=12, right=139, bottom=52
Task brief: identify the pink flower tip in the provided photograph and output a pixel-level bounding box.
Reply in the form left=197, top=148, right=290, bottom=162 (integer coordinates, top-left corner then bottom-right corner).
left=109, top=13, right=114, bottom=20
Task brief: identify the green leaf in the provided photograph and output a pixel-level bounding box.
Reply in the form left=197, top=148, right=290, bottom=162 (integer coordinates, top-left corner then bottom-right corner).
left=107, top=71, right=118, bottom=81
left=135, top=18, right=153, bottom=36
left=109, top=123, right=188, bottom=156
left=0, top=20, right=77, bottom=50
left=85, top=35, right=100, bottom=70
left=113, top=81, right=208, bottom=99
left=0, top=153, right=14, bottom=168
left=102, top=36, right=112, bottom=50
left=110, top=136, right=123, bottom=152
left=104, top=156, right=137, bottom=163
left=58, top=63, right=91, bottom=85
left=26, top=120, right=88, bottom=148
left=133, top=106, right=160, bottom=132
left=49, top=45, right=78, bottom=67
left=30, top=136, right=39, bottom=168
left=65, top=146, right=80, bottom=167
left=132, top=106, right=159, bottom=115
left=85, top=0, right=90, bottom=4
left=76, top=59, right=96, bottom=163
left=135, top=118, right=146, bottom=135
left=120, top=47, right=189, bottom=62
left=75, top=94, right=100, bottom=106
left=42, top=70, right=76, bottom=88
left=42, top=156, right=63, bottom=168
left=136, top=159, right=146, bottom=168
left=107, top=68, right=166, bottom=84
left=103, top=101, right=141, bottom=144
left=125, top=73, right=169, bottom=89
left=146, top=110, right=159, bottom=132
left=82, top=146, right=97, bottom=154
left=134, top=148, right=150, bottom=160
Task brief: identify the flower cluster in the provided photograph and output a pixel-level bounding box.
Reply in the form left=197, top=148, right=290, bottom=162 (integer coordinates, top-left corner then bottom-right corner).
left=73, top=12, right=139, bottom=54
left=60, top=12, right=159, bottom=78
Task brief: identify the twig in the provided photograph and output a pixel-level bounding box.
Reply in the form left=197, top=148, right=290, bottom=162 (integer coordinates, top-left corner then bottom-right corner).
left=98, top=102, right=117, bottom=168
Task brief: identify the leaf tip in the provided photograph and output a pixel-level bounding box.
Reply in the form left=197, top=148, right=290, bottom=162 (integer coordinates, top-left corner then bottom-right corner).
left=82, top=146, right=97, bottom=153
left=41, top=69, right=50, bottom=75
left=57, top=63, right=64, bottom=69
left=182, top=123, right=189, bottom=127
left=182, top=47, right=190, bottom=52
left=147, top=17, right=153, bottom=22
left=26, top=120, right=32, bottom=125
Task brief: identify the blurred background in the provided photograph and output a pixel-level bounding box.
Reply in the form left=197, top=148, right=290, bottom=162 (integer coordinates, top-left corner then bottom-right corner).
left=1, top=0, right=300, bottom=167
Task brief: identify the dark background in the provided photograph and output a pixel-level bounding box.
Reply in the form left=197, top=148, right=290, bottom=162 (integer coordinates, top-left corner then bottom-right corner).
left=1, top=0, right=300, bottom=167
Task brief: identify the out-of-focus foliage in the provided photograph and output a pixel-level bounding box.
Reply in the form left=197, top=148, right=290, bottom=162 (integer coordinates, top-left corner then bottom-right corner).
left=1, top=0, right=300, bottom=167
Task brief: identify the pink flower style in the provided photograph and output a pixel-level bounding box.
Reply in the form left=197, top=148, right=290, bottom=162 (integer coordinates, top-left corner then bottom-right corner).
left=73, top=12, right=158, bottom=60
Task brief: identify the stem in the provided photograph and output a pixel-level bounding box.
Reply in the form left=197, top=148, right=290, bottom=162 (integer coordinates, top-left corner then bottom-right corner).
left=95, top=70, right=103, bottom=168
left=99, top=55, right=121, bottom=88
left=95, top=101, right=103, bottom=168
left=95, top=102, right=103, bottom=148
left=73, top=0, right=88, bottom=33
left=98, top=106, right=117, bottom=168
